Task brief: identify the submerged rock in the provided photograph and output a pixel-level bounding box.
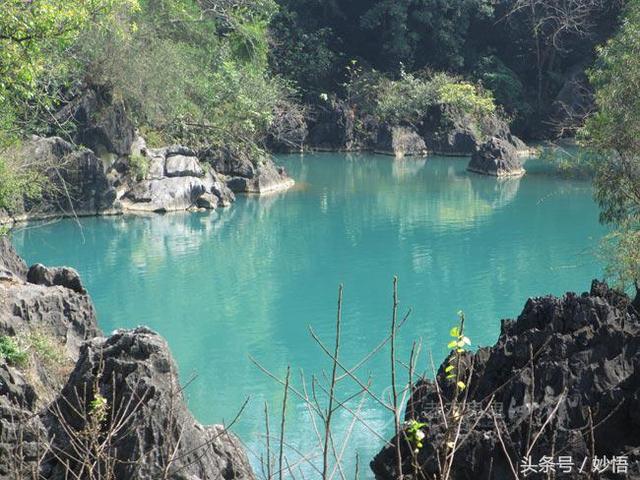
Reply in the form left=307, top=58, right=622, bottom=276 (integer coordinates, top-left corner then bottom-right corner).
left=467, top=136, right=526, bottom=177
left=371, top=281, right=640, bottom=479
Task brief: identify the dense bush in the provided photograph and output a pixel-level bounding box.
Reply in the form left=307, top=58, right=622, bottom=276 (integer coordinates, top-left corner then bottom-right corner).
left=357, top=70, right=497, bottom=128
left=0, top=156, right=45, bottom=212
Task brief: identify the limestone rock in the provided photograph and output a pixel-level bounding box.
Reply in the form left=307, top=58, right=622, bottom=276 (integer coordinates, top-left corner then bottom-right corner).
left=371, top=281, right=640, bottom=479
left=165, top=154, right=205, bottom=178
left=44, top=327, right=256, bottom=480
left=467, top=136, right=525, bottom=177
left=374, top=125, right=427, bottom=157
left=227, top=160, right=294, bottom=194
left=27, top=264, right=86, bottom=295
left=5, top=136, right=118, bottom=221
left=56, top=85, right=135, bottom=157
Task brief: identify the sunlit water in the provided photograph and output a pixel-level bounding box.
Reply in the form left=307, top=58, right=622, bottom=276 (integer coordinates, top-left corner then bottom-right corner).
left=13, top=153, right=606, bottom=476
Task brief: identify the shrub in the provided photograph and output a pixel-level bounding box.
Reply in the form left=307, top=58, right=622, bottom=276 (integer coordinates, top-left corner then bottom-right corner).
left=129, top=153, right=150, bottom=181
left=0, top=336, right=28, bottom=366
left=0, top=155, right=44, bottom=212
left=361, top=70, right=497, bottom=127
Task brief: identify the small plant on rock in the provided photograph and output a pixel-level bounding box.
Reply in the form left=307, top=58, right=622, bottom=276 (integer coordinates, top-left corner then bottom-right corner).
left=0, top=335, right=28, bottom=366
left=405, top=419, right=428, bottom=453
left=446, top=311, right=471, bottom=392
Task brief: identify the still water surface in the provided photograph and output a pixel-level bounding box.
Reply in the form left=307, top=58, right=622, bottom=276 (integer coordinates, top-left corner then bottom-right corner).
left=13, top=153, right=606, bottom=474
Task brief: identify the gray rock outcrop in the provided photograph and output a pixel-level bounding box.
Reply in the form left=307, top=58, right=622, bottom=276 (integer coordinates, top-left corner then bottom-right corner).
left=27, top=263, right=87, bottom=295
left=121, top=146, right=235, bottom=212
left=56, top=84, right=136, bottom=158
left=467, top=136, right=526, bottom=177
left=45, top=327, right=255, bottom=480
left=3, top=136, right=117, bottom=223
left=306, top=97, right=357, bottom=151
left=201, top=148, right=294, bottom=194
left=371, top=281, right=640, bottom=479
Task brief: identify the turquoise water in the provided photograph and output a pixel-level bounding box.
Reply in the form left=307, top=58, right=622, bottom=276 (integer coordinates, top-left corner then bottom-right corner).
left=13, top=153, right=605, bottom=475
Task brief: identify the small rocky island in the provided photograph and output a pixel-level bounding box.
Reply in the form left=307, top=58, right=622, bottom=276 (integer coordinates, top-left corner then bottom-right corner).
left=467, top=136, right=527, bottom=177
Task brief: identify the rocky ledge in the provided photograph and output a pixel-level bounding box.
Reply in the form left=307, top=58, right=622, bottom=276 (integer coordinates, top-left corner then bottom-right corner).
left=0, top=236, right=255, bottom=479
left=371, top=280, right=640, bottom=479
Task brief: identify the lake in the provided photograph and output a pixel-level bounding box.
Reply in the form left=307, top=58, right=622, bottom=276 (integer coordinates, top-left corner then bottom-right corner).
left=12, top=153, right=606, bottom=476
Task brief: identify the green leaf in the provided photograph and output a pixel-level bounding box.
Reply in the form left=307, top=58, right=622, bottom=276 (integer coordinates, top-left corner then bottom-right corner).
left=457, top=381, right=466, bottom=391
left=449, top=326, right=460, bottom=337
left=447, top=340, right=457, bottom=349
left=445, top=365, right=454, bottom=373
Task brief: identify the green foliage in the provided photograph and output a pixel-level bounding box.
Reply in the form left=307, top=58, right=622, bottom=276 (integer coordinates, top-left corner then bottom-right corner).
left=405, top=420, right=428, bottom=453
left=129, top=153, right=149, bottom=181
left=445, top=312, right=470, bottom=392
left=601, top=224, right=640, bottom=292
left=0, top=155, right=45, bottom=212
left=74, top=0, right=285, bottom=152
left=473, top=56, right=528, bottom=116
left=25, top=330, right=65, bottom=366
left=0, top=0, right=139, bottom=147
left=89, top=392, right=109, bottom=426
left=0, top=336, right=28, bottom=366
left=580, top=2, right=640, bottom=292
left=363, top=70, right=496, bottom=128
left=437, top=81, right=495, bottom=119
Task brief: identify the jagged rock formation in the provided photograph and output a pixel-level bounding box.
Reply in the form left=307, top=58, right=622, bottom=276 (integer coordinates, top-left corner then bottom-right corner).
left=56, top=84, right=136, bottom=158
left=0, top=237, right=256, bottom=479
left=467, top=137, right=526, bottom=177
left=2, top=136, right=117, bottom=223
left=306, top=98, right=358, bottom=151
left=44, top=327, right=255, bottom=480
left=371, top=281, right=640, bottom=479
left=304, top=98, right=529, bottom=159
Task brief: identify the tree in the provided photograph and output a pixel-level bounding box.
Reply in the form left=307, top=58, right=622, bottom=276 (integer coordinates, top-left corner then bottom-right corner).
left=0, top=0, right=138, bottom=146
left=504, top=0, right=620, bottom=122
left=581, top=1, right=640, bottom=294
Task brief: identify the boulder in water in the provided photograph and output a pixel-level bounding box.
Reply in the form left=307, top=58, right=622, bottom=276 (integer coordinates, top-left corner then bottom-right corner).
left=467, top=136, right=525, bottom=177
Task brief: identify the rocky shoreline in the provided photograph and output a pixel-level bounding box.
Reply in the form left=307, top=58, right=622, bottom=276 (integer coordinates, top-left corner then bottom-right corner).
left=0, top=236, right=256, bottom=479
left=0, top=85, right=294, bottom=226
left=289, top=97, right=532, bottom=177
